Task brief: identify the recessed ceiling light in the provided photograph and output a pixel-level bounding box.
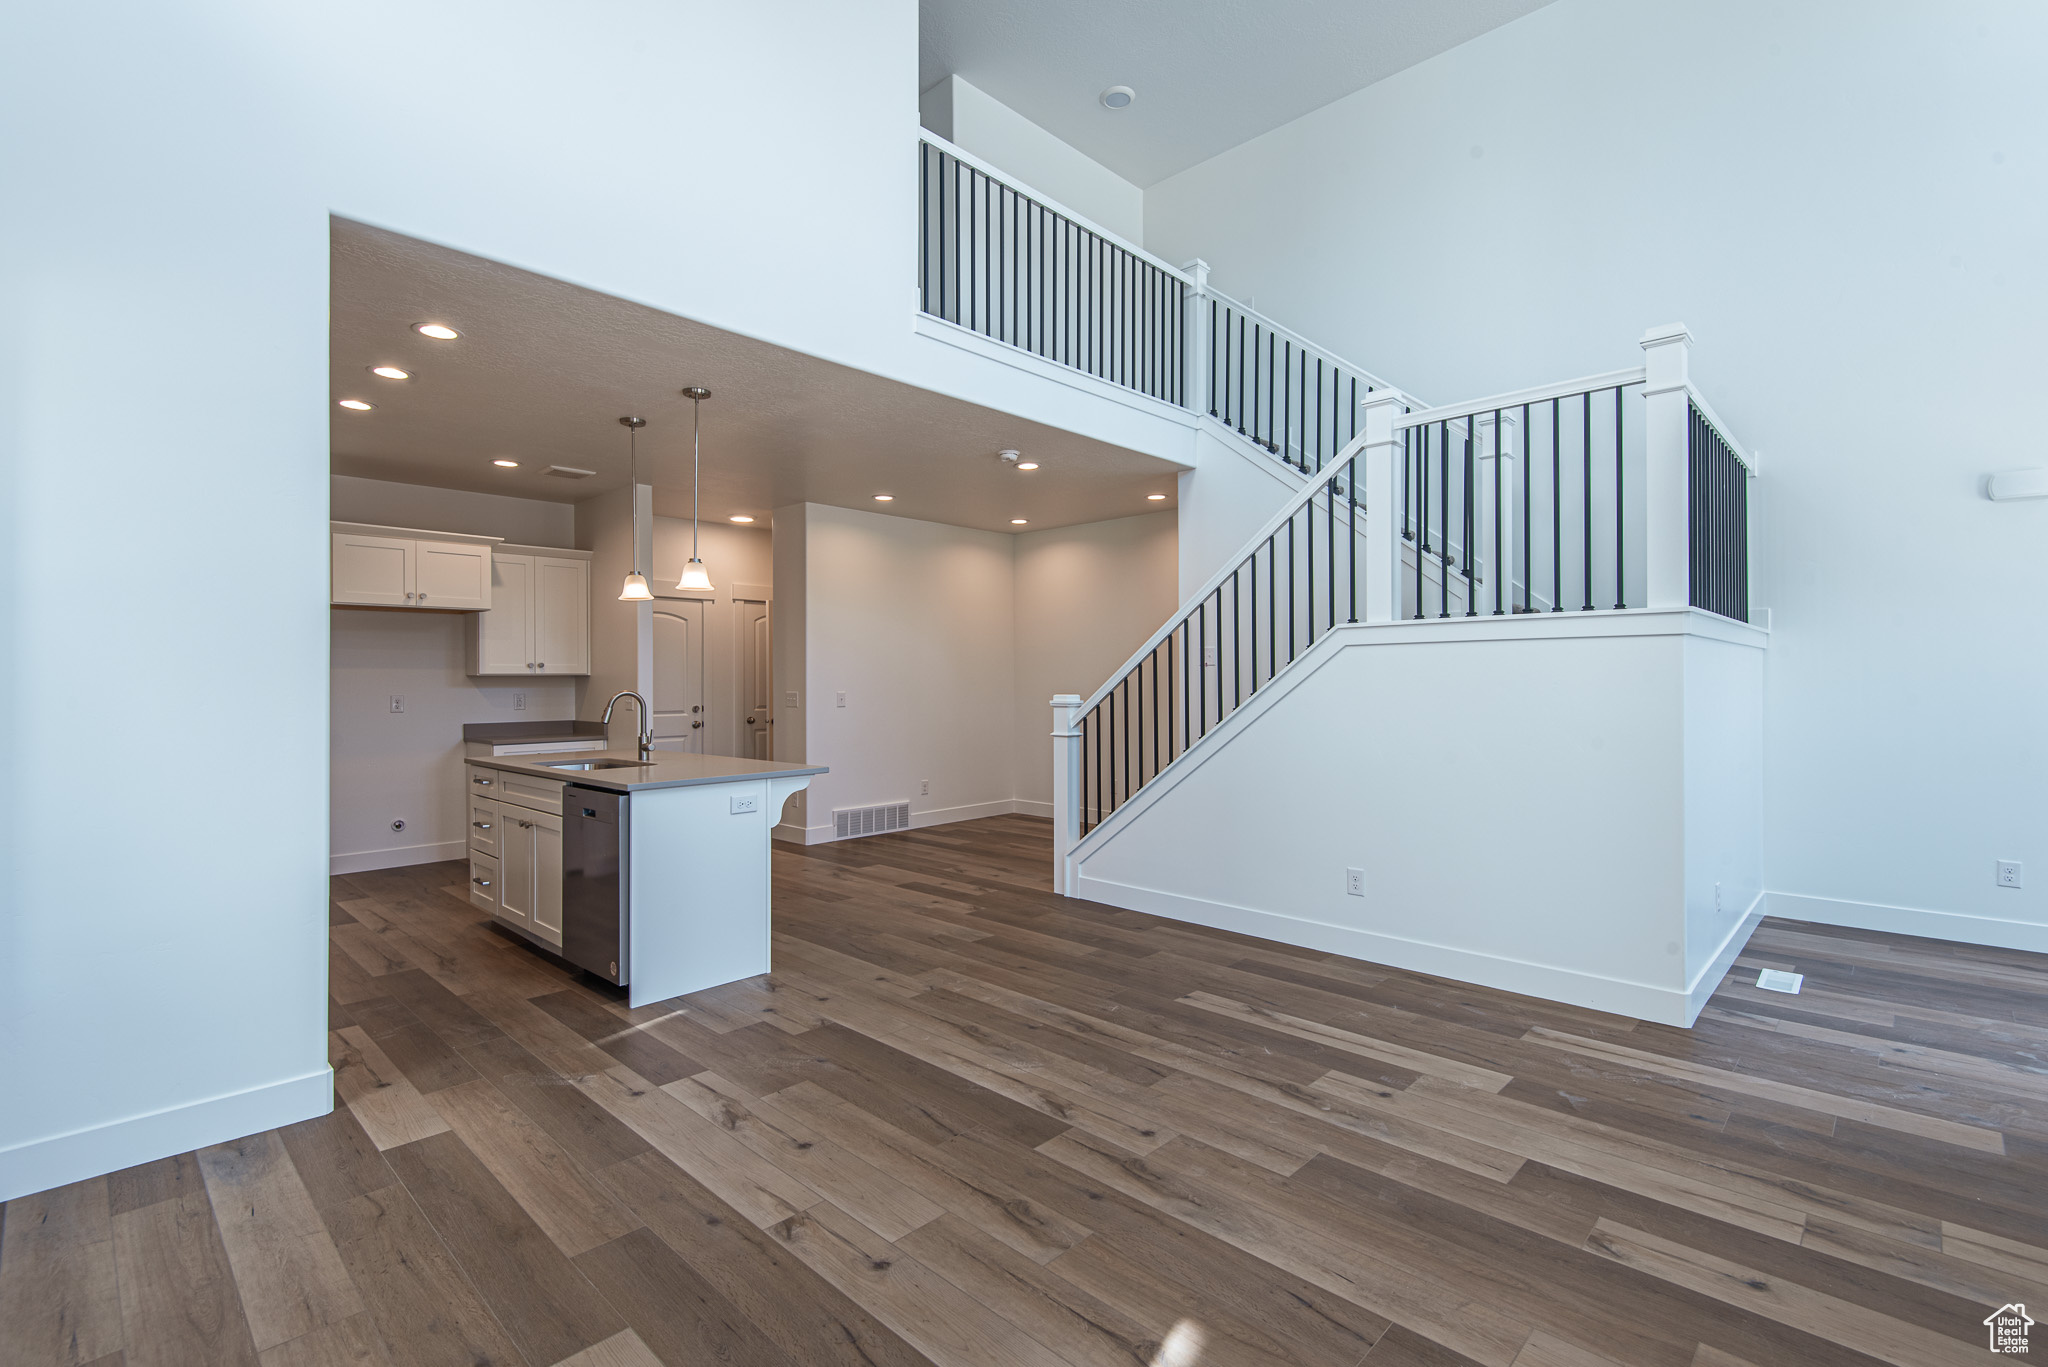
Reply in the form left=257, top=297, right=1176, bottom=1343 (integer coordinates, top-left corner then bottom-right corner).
left=1147, top=493, right=1167, bottom=500
left=1010, top=518, right=1029, bottom=525
left=1101, top=85, right=1135, bottom=110
left=729, top=515, right=755, bottom=523
left=369, top=365, right=410, bottom=380
left=873, top=494, right=893, bottom=502
left=414, top=323, right=460, bottom=340
left=338, top=399, right=373, bottom=411
left=1016, top=461, right=1040, bottom=471
left=492, top=459, right=519, bottom=468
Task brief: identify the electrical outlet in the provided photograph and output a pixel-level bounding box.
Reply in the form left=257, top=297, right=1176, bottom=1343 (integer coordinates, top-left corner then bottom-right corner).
left=1203, top=646, right=1218, bottom=667
left=1345, top=867, right=1365, bottom=897
left=389, top=695, right=404, bottom=714
left=514, top=691, right=527, bottom=712
left=729, top=793, right=760, bottom=815
left=1997, top=860, right=2023, bottom=889
left=836, top=691, right=847, bottom=708
left=786, top=691, right=799, bottom=707
left=1714, top=881, right=1722, bottom=911
left=920, top=779, right=930, bottom=795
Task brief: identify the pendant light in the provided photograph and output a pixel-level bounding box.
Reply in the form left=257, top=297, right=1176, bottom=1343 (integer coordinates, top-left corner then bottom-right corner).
left=617, top=415, right=652, bottom=600
left=675, top=385, right=716, bottom=592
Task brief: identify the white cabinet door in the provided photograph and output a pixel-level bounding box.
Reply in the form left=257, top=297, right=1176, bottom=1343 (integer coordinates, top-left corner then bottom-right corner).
left=413, top=540, right=492, bottom=610
left=474, top=555, right=534, bottom=674
left=529, top=811, right=564, bottom=944
left=532, top=557, right=591, bottom=675
left=497, top=812, right=536, bottom=931
left=332, top=533, right=413, bottom=606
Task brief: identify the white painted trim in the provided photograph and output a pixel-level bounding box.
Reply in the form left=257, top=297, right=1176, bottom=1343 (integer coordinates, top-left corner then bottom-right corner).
left=331, top=839, right=468, bottom=875
left=1073, top=874, right=1699, bottom=1025
left=1012, top=798, right=1054, bottom=819
left=918, top=131, right=1191, bottom=283
left=911, top=312, right=1200, bottom=438
left=329, top=520, right=502, bottom=547
left=1765, top=891, right=2048, bottom=956
left=1684, top=894, right=1766, bottom=1023
left=1683, top=384, right=1756, bottom=474
left=0, top=1068, right=332, bottom=1203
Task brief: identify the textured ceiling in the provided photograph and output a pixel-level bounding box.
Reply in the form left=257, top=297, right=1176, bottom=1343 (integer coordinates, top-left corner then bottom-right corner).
left=329, top=220, right=1180, bottom=534
left=921, top=0, right=1554, bottom=186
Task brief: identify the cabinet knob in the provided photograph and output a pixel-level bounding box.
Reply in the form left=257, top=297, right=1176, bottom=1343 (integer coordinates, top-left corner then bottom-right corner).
left=405, top=591, right=414, bottom=601
left=418, top=593, right=427, bottom=602
left=537, top=662, right=546, bottom=670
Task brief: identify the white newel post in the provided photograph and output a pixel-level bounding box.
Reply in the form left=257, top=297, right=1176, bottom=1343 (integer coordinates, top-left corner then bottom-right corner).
left=1360, top=392, right=1406, bottom=622
left=1475, top=410, right=1518, bottom=616
left=1181, top=259, right=1210, bottom=417
left=1640, top=324, right=1693, bottom=610
left=1050, top=694, right=1084, bottom=896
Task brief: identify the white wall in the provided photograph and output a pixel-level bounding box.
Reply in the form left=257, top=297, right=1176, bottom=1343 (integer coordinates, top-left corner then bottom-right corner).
left=1176, top=424, right=1308, bottom=599
left=331, top=611, right=577, bottom=871
left=330, top=479, right=581, bottom=874
left=331, top=474, right=574, bottom=546
left=577, top=484, right=653, bottom=751
left=1143, top=0, right=2048, bottom=953
left=770, top=504, right=810, bottom=838
left=651, top=516, right=774, bottom=759
left=795, top=504, right=1019, bottom=839
left=921, top=75, right=1146, bottom=246
left=1013, top=511, right=1179, bottom=811
left=1073, top=612, right=1766, bottom=1025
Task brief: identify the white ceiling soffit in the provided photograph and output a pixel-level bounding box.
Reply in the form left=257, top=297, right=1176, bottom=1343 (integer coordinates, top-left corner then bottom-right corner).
left=920, top=0, right=1556, bottom=187
left=329, top=219, right=1179, bottom=534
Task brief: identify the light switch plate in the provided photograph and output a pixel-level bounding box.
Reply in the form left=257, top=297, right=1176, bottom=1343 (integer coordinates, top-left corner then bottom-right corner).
left=729, top=793, right=760, bottom=815
left=1756, top=968, right=1804, bottom=994
left=836, top=691, right=847, bottom=708
left=785, top=691, right=799, bottom=707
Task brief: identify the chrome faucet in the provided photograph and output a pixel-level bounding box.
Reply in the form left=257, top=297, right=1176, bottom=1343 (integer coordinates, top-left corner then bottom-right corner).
left=601, top=691, right=655, bottom=760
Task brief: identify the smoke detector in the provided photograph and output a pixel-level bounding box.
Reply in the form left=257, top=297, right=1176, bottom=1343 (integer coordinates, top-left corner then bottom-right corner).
left=1100, top=86, right=1135, bottom=110
left=999, top=450, right=1022, bottom=464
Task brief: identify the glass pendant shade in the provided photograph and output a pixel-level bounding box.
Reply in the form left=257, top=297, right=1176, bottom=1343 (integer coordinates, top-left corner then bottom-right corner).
left=676, top=558, right=714, bottom=592
left=618, top=571, right=653, bottom=601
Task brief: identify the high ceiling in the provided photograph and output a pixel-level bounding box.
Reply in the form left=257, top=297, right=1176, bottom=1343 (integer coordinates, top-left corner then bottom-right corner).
left=920, top=0, right=1554, bottom=187
left=329, top=221, right=1180, bottom=534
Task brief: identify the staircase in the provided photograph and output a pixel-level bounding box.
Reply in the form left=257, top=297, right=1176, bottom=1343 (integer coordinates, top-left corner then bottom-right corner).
left=918, top=133, right=1767, bottom=1026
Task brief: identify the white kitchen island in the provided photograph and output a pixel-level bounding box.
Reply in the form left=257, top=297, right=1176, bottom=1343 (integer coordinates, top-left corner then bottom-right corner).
left=463, top=748, right=825, bottom=1007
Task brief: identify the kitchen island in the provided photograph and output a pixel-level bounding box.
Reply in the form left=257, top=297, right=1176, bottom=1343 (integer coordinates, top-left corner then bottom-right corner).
left=463, top=748, right=825, bottom=1007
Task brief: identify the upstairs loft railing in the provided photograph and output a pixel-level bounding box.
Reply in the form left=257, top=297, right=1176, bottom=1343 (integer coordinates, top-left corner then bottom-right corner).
left=1052, top=326, right=1757, bottom=857
left=918, top=137, right=1187, bottom=406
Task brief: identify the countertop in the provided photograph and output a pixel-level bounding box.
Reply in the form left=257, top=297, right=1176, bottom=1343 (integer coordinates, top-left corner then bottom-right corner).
left=463, top=720, right=609, bottom=744
left=467, top=747, right=826, bottom=793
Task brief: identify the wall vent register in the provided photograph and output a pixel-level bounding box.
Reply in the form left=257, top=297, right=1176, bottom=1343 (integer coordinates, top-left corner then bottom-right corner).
left=834, top=801, right=911, bottom=840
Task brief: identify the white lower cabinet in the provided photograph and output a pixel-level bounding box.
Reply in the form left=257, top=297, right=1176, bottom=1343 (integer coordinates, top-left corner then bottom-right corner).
left=492, top=796, right=564, bottom=948
left=467, top=851, right=500, bottom=913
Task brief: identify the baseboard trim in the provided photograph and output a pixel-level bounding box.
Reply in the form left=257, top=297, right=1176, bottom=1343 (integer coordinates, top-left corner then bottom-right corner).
left=331, top=840, right=466, bottom=875
left=1765, top=891, right=2048, bottom=955
left=1011, top=799, right=1054, bottom=819
left=0, top=1067, right=333, bottom=1203
left=1683, top=894, right=1766, bottom=1024
left=1074, top=873, right=1697, bottom=1026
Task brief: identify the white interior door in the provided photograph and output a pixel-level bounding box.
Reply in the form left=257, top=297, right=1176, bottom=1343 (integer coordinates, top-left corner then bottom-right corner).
left=737, top=598, right=772, bottom=760
left=652, top=600, right=705, bottom=753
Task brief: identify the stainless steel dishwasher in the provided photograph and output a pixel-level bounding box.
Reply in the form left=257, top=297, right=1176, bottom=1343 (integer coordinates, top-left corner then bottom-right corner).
left=562, top=785, right=629, bottom=985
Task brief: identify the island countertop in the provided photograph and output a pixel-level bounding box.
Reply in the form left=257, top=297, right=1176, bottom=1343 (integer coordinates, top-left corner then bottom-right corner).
left=466, top=748, right=827, bottom=793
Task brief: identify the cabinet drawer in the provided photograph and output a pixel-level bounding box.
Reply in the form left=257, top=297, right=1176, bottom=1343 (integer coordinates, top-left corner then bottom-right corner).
left=468, top=798, right=500, bottom=856
left=465, top=763, right=505, bottom=797
left=467, top=851, right=500, bottom=912
left=495, top=772, right=566, bottom=815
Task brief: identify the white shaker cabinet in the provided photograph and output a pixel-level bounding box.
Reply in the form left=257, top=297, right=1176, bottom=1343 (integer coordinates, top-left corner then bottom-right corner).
left=331, top=523, right=497, bottom=610
left=469, top=545, right=592, bottom=676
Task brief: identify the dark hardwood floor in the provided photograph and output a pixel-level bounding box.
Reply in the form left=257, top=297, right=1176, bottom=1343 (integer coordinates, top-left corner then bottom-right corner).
left=5, top=813, right=2046, bottom=1365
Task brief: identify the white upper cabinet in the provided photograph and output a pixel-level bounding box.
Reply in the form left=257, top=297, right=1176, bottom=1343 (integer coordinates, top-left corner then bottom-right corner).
left=330, top=523, right=498, bottom=610
left=469, top=546, right=592, bottom=676
left=331, top=533, right=412, bottom=606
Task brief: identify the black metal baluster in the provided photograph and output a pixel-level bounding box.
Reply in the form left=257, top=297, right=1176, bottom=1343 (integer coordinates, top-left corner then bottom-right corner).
left=1348, top=455, right=1359, bottom=622
left=1614, top=386, right=1627, bottom=610
left=1231, top=569, right=1241, bottom=709
left=1287, top=517, right=1296, bottom=661
left=1307, top=486, right=1316, bottom=643
left=1493, top=409, right=1504, bottom=615
left=1581, top=390, right=1594, bottom=611
left=1249, top=549, right=1259, bottom=692
left=1463, top=421, right=1477, bottom=617
left=1551, top=398, right=1562, bottom=612
left=1326, top=475, right=1336, bottom=632
left=1520, top=401, right=1531, bottom=611
left=1438, top=420, right=1450, bottom=618
left=1197, top=601, right=1207, bottom=738
left=1315, top=359, right=1325, bottom=472
left=1151, top=641, right=1160, bottom=776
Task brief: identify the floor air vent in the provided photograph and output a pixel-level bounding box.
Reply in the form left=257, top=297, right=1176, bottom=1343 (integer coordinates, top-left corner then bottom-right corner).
left=834, top=801, right=911, bottom=840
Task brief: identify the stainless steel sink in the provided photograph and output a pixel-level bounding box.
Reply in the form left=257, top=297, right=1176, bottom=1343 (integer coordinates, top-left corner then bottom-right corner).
left=535, top=759, right=653, bottom=771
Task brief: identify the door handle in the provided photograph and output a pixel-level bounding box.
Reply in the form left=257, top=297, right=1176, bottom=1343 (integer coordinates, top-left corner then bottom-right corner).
left=691, top=720, right=703, bottom=728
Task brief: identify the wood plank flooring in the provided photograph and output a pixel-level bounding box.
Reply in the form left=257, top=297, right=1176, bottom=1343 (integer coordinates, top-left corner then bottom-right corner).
left=6, top=812, right=2048, bottom=1365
